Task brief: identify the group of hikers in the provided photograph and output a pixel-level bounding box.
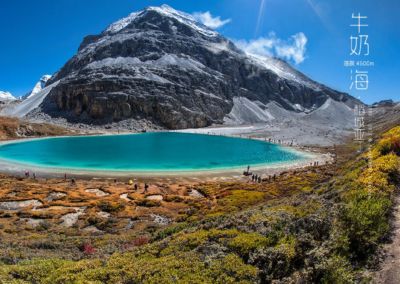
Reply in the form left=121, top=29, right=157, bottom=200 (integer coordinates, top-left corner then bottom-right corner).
left=251, top=174, right=262, bottom=183
left=24, top=170, right=36, bottom=180
left=128, top=179, right=149, bottom=193
left=311, top=161, right=320, bottom=166
left=244, top=165, right=262, bottom=183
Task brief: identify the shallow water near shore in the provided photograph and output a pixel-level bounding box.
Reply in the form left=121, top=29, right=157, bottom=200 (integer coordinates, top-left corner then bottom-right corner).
left=0, top=132, right=306, bottom=172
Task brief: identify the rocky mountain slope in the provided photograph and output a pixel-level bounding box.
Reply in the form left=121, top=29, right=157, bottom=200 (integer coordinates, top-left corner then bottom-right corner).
left=34, top=5, right=359, bottom=129
left=368, top=101, right=400, bottom=134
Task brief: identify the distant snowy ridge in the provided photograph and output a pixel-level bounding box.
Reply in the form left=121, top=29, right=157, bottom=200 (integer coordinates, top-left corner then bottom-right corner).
left=25, top=75, right=52, bottom=99
left=0, top=91, right=16, bottom=101
left=1, top=81, right=59, bottom=118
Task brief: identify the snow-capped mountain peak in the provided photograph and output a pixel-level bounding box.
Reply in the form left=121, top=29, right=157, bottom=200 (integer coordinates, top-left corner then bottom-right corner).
left=147, top=5, right=218, bottom=37
left=0, top=91, right=16, bottom=101
left=40, top=75, right=52, bottom=82
left=43, top=5, right=358, bottom=129
left=26, top=75, right=52, bottom=99
left=105, top=4, right=217, bottom=37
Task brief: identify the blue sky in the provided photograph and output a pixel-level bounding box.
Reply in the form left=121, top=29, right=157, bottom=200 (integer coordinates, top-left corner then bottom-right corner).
left=0, top=0, right=398, bottom=103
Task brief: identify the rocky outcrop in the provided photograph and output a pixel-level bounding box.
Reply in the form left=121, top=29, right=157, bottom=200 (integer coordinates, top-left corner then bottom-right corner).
left=41, top=5, right=358, bottom=129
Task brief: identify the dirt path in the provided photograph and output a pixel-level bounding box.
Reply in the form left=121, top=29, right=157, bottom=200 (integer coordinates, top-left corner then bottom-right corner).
left=375, top=188, right=400, bottom=283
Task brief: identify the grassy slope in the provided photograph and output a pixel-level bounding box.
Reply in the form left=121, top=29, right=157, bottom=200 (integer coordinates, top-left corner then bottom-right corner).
left=0, top=116, right=69, bottom=140
left=0, top=126, right=398, bottom=283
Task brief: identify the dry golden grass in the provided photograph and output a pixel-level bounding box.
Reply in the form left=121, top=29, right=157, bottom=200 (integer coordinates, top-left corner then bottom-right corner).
left=0, top=163, right=336, bottom=258
left=0, top=116, right=69, bottom=140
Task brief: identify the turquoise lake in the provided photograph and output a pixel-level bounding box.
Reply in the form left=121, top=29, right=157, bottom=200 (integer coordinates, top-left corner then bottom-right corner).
left=0, top=133, right=305, bottom=172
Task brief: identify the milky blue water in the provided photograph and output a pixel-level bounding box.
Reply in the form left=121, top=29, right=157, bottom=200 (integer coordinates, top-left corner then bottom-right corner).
left=0, top=133, right=305, bottom=172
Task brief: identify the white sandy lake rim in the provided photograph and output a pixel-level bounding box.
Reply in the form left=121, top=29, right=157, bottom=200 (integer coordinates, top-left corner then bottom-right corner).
left=0, top=133, right=330, bottom=179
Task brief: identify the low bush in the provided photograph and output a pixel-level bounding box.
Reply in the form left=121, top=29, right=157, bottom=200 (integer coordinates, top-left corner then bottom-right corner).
left=135, top=199, right=161, bottom=207
left=97, top=201, right=124, bottom=213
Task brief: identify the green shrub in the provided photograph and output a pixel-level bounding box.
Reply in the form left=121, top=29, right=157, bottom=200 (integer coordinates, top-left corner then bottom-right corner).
left=341, top=190, right=391, bottom=259
left=320, top=255, right=354, bottom=284
left=228, top=232, right=270, bottom=256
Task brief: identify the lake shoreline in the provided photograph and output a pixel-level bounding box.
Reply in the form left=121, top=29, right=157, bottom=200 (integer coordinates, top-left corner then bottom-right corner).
left=0, top=132, right=332, bottom=180
left=0, top=150, right=330, bottom=180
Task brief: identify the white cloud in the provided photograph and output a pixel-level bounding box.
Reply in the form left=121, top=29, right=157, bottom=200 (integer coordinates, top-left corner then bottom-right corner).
left=192, top=11, right=231, bottom=29
left=236, top=32, right=308, bottom=64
